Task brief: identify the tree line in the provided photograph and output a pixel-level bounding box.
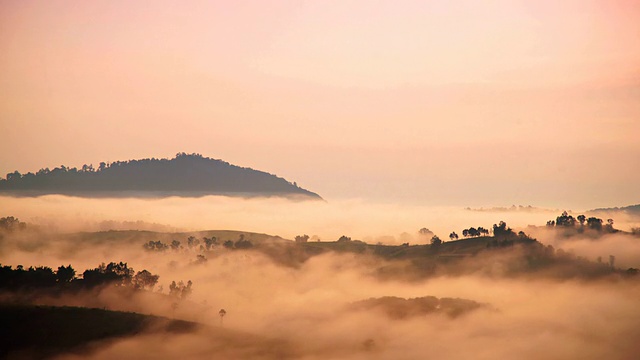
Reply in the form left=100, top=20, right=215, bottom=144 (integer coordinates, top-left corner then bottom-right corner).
left=0, top=262, right=191, bottom=300
left=546, top=211, right=616, bottom=233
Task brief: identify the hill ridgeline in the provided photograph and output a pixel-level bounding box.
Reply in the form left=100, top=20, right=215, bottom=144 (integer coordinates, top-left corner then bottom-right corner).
left=0, top=153, right=322, bottom=199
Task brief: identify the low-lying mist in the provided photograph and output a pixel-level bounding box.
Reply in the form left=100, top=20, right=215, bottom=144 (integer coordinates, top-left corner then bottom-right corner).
left=2, top=195, right=640, bottom=359
left=6, top=195, right=638, bottom=243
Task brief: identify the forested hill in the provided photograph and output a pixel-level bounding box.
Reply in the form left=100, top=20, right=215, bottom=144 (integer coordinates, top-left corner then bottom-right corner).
left=588, top=204, right=640, bottom=215
left=0, top=153, right=322, bottom=199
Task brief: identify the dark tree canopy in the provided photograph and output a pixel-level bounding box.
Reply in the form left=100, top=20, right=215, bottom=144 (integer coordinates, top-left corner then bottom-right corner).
left=0, top=216, right=26, bottom=232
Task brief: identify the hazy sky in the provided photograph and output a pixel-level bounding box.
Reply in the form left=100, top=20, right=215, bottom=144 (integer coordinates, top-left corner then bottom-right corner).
left=1, top=0, right=639, bottom=208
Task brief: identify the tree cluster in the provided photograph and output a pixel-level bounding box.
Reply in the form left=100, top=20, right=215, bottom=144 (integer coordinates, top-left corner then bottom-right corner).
left=0, top=262, right=159, bottom=291
left=0, top=216, right=27, bottom=232
left=221, top=234, right=254, bottom=249
left=546, top=212, right=616, bottom=233
left=143, top=235, right=239, bottom=253
left=461, top=227, right=490, bottom=238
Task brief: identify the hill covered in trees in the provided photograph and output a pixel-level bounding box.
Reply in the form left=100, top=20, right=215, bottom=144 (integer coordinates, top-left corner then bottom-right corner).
left=588, top=204, right=640, bottom=215
left=0, top=153, right=322, bottom=199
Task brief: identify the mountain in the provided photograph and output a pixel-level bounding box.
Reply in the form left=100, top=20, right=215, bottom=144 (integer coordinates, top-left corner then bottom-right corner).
left=0, top=153, right=322, bottom=199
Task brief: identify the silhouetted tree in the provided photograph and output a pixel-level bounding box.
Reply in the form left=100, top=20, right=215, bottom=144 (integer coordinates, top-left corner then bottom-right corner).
left=587, top=217, right=603, bottom=231
left=492, top=221, right=514, bottom=238
left=295, top=234, right=310, bottom=243
left=82, top=262, right=134, bottom=288
left=133, top=270, right=159, bottom=290
left=467, top=227, right=480, bottom=237
left=56, top=265, right=76, bottom=283
left=556, top=211, right=576, bottom=227
left=449, top=232, right=459, bottom=241
left=170, top=240, right=182, bottom=250
left=430, top=235, right=442, bottom=246
left=0, top=216, right=26, bottom=232
left=187, top=236, right=200, bottom=248
left=143, top=240, right=168, bottom=252
left=605, top=219, right=616, bottom=233
left=169, top=280, right=193, bottom=299
left=194, top=254, right=207, bottom=264
left=337, top=235, right=352, bottom=242
left=577, top=215, right=586, bottom=226
left=203, top=237, right=217, bottom=250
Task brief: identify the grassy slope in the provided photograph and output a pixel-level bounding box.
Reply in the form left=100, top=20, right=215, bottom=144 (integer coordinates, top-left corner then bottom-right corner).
left=0, top=304, right=198, bottom=359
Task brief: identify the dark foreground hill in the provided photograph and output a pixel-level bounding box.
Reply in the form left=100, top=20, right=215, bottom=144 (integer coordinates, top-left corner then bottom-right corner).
left=0, top=153, right=322, bottom=199
left=0, top=304, right=199, bottom=359
left=0, top=304, right=295, bottom=360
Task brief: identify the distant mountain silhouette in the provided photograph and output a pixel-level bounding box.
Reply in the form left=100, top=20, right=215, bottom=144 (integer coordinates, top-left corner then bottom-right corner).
left=588, top=204, right=640, bottom=215
left=0, top=153, right=322, bottom=199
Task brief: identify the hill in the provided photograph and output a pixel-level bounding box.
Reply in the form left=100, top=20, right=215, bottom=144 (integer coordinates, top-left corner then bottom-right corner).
left=588, top=204, right=640, bottom=215
left=0, top=304, right=199, bottom=359
left=0, top=153, right=322, bottom=199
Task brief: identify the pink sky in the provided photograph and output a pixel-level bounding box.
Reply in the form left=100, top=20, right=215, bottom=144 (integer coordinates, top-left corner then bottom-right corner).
left=1, top=0, right=639, bottom=208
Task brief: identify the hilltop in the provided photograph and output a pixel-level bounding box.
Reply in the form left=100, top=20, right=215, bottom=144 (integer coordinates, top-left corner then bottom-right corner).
left=0, top=153, right=322, bottom=199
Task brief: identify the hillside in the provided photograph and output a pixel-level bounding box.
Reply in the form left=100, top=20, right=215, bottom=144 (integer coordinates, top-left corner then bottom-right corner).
left=0, top=304, right=199, bottom=359
left=0, top=153, right=322, bottom=199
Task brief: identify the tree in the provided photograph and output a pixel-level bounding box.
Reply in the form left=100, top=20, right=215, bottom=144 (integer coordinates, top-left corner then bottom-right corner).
left=0, top=216, right=26, bottom=232
left=6, top=171, right=21, bottom=181
left=82, top=262, right=133, bottom=288
left=295, top=234, right=310, bottom=243
left=419, top=228, right=434, bottom=237
left=587, top=217, right=603, bottom=231
left=337, top=235, right=352, bottom=242
left=430, top=235, right=442, bottom=246
left=187, top=236, right=200, bottom=248
left=143, top=240, right=168, bottom=252
left=462, top=229, right=469, bottom=238
left=449, top=232, right=459, bottom=241
left=56, top=265, right=76, bottom=283
left=170, top=240, right=182, bottom=250
left=133, top=270, right=159, bottom=290
left=203, top=237, right=217, bottom=250
left=467, top=227, right=480, bottom=237
left=556, top=211, right=576, bottom=227
left=493, top=221, right=513, bottom=238
left=605, top=218, right=615, bottom=233
left=223, top=240, right=234, bottom=249
left=577, top=215, right=586, bottom=226
left=169, top=280, right=193, bottom=299
left=219, top=308, right=227, bottom=325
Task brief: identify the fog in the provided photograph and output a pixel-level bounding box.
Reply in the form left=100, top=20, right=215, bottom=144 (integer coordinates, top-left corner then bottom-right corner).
left=6, top=195, right=633, bottom=243
left=2, top=195, right=640, bottom=359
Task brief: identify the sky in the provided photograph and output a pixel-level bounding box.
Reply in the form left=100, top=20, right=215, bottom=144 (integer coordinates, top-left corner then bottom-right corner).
left=1, top=0, right=639, bottom=209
